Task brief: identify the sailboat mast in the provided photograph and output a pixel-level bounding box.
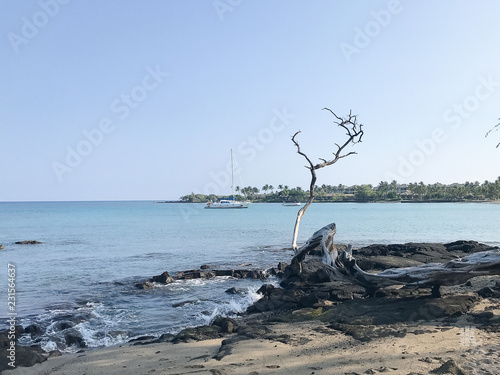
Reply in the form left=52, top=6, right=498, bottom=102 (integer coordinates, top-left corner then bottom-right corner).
left=231, top=149, right=235, bottom=198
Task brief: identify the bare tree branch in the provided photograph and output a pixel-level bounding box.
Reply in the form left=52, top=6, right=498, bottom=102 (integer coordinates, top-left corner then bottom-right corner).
left=310, top=108, right=364, bottom=170
left=291, top=131, right=315, bottom=171
left=486, top=120, right=500, bottom=148
left=290, top=109, right=364, bottom=261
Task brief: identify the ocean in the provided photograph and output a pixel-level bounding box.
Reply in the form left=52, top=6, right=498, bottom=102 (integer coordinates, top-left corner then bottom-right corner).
left=1, top=201, right=499, bottom=352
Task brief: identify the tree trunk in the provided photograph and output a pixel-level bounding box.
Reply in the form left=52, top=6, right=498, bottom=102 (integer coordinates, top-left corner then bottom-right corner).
left=299, top=222, right=500, bottom=291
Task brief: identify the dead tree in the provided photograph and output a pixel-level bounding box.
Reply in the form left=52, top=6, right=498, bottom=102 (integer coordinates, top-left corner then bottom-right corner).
left=290, top=109, right=363, bottom=273
left=289, top=111, right=500, bottom=291
left=486, top=120, right=500, bottom=148
left=301, top=222, right=500, bottom=294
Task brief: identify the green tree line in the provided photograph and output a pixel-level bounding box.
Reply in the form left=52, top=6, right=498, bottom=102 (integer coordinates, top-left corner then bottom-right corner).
left=179, top=178, right=500, bottom=203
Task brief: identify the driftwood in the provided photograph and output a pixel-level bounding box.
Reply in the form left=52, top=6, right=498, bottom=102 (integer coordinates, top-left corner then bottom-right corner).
left=294, top=222, right=500, bottom=292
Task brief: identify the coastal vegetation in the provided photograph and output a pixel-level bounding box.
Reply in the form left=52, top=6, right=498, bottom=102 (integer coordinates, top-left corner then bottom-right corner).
left=179, top=177, right=500, bottom=203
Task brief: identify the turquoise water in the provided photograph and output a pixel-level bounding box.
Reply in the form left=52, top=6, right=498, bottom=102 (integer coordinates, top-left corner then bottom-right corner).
left=0, top=201, right=499, bottom=351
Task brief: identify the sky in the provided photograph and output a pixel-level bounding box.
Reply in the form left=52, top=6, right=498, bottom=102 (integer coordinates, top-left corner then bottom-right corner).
left=1, top=0, right=500, bottom=201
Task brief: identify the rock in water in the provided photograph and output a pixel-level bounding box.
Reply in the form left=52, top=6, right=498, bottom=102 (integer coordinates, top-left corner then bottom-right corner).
left=150, top=271, right=173, bottom=284
left=0, top=329, right=49, bottom=371
left=24, top=324, right=43, bottom=337
left=172, top=300, right=197, bottom=308
left=15, top=240, right=43, bottom=245
left=135, top=281, right=154, bottom=289
left=64, top=329, right=87, bottom=348
left=136, top=271, right=174, bottom=288
left=225, top=287, right=246, bottom=294
left=136, top=266, right=267, bottom=289
left=53, top=321, right=76, bottom=331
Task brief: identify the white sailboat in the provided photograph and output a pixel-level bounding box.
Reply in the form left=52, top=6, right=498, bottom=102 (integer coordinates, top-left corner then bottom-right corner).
left=282, top=202, right=302, bottom=206
left=205, top=150, right=251, bottom=209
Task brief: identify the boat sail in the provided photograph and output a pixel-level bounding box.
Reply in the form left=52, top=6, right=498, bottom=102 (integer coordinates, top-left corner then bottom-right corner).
left=205, top=150, right=251, bottom=209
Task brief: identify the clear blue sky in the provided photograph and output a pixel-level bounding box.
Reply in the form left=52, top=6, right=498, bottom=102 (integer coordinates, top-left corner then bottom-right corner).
left=2, top=0, right=500, bottom=201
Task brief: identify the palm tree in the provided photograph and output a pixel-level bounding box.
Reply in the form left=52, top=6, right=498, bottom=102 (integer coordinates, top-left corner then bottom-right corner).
left=262, top=184, right=269, bottom=195
left=376, top=181, right=389, bottom=199
left=242, top=186, right=254, bottom=198
left=417, top=181, right=427, bottom=198
left=407, top=183, right=417, bottom=199
left=390, top=180, right=398, bottom=193
left=269, top=185, right=274, bottom=193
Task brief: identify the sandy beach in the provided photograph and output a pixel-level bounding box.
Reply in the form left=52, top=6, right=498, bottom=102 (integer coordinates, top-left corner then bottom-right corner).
left=5, top=293, right=500, bottom=375
left=4, top=318, right=500, bottom=375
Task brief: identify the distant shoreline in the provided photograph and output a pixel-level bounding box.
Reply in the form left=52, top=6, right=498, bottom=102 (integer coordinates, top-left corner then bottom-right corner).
left=157, top=199, right=500, bottom=204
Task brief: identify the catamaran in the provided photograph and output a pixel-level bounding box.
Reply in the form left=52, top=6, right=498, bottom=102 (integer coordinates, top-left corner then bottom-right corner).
left=282, top=202, right=302, bottom=206
left=205, top=150, right=251, bottom=209
left=205, top=198, right=251, bottom=209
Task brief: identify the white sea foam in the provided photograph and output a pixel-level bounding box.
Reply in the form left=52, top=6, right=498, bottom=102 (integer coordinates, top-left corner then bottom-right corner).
left=77, top=325, right=128, bottom=349
left=19, top=301, right=135, bottom=353
left=40, top=340, right=58, bottom=352
left=197, top=286, right=264, bottom=326
left=17, top=277, right=271, bottom=353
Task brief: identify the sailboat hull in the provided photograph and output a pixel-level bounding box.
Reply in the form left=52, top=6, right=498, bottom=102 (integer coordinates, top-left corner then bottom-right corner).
left=205, top=201, right=251, bottom=209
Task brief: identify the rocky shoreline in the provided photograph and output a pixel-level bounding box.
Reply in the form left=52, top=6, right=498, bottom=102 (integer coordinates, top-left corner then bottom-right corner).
left=2, top=240, right=500, bottom=374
